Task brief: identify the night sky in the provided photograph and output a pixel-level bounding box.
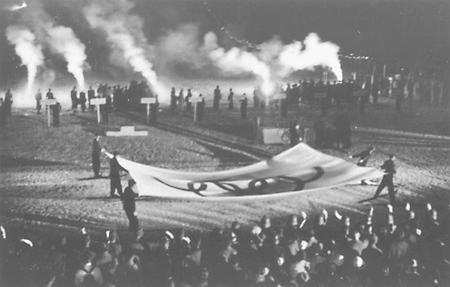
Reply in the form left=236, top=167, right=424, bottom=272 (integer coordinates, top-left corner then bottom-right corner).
left=0, top=0, right=449, bottom=87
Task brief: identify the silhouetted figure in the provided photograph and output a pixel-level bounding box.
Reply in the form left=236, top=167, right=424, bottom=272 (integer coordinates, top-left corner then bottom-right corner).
left=170, top=87, right=177, bottom=112
left=213, top=86, right=221, bottom=110
left=4, top=89, right=13, bottom=116
left=122, top=179, right=139, bottom=231
left=35, top=89, right=42, bottom=114
left=70, top=87, right=78, bottom=110
left=46, top=88, right=54, bottom=99
left=228, top=88, right=234, bottom=110
left=240, top=95, right=248, bottom=119
left=108, top=151, right=127, bottom=198
left=92, top=134, right=101, bottom=178
left=186, top=89, right=192, bottom=112
left=289, top=121, right=300, bottom=147
left=374, top=154, right=397, bottom=203
left=79, top=91, right=87, bottom=112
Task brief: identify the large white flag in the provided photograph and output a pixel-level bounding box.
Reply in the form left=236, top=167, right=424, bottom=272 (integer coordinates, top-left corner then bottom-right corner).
left=112, top=143, right=383, bottom=201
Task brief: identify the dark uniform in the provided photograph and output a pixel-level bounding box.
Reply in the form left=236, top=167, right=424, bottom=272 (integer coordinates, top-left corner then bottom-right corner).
left=79, top=91, right=87, bottom=112
left=374, top=155, right=397, bottom=203
left=228, top=89, right=234, bottom=110
left=240, top=96, right=248, bottom=119
left=122, top=180, right=139, bottom=231
left=213, top=86, right=221, bottom=110
left=186, top=90, right=192, bottom=112
left=170, top=88, right=177, bottom=112
left=4, top=90, right=13, bottom=116
left=70, top=87, right=78, bottom=110
left=289, top=121, right=299, bottom=147
left=35, top=90, right=42, bottom=114
left=92, top=135, right=101, bottom=177
left=109, top=152, right=127, bottom=198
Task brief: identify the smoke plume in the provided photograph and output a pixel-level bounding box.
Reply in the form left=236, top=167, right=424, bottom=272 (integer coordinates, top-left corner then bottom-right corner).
left=11, top=0, right=88, bottom=91
left=46, top=25, right=87, bottom=90
left=277, top=33, right=343, bottom=81
left=6, top=25, right=44, bottom=96
left=83, top=0, right=163, bottom=96
left=204, top=32, right=275, bottom=95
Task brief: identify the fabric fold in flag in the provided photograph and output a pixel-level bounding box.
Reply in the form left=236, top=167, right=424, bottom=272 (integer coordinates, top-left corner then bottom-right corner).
left=108, top=143, right=383, bottom=201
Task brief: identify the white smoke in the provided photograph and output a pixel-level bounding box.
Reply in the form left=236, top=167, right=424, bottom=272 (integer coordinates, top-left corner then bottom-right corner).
left=10, top=2, right=27, bottom=11
left=204, top=32, right=276, bottom=95
left=83, top=0, right=163, bottom=97
left=12, top=0, right=88, bottom=91
left=6, top=25, right=44, bottom=97
left=277, top=33, right=343, bottom=81
left=45, top=25, right=87, bottom=90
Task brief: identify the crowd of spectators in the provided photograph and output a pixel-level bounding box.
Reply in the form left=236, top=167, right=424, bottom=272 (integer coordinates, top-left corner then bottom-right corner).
left=1, top=203, right=448, bottom=287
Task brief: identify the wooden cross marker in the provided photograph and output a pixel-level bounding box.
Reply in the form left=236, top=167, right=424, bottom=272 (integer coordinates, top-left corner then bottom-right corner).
left=90, top=98, right=106, bottom=124
left=41, top=99, right=57, bottom=127
left=140, top=97, right=157, bottom=124
left=188, top=96, right=203, bottom=122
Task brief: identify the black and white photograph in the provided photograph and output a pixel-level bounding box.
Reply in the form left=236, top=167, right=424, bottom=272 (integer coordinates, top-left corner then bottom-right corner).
left=0, top=0, right=449, bottom=286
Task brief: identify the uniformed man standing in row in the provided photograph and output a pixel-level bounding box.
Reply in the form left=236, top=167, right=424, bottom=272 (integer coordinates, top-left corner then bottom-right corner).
left=35, top=89, right=42, bottom=114
left=213, top=86, right=221, bottom=110
left=240, top=94, right=248, bottom=119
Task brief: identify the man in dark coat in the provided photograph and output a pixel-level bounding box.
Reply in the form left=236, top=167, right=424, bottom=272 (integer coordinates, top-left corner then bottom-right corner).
left=122, top=179, right=139, bottom=231
left=109, top=151, right=127, bottom=198
left=70, top=86, right=78, bottom=110
left=374, top=154, right=397, bottom=203
left=92, top=134, right=101, bottom=178
left=170, top=87, right=177, bottom=112
left=213, top=86, right=221, bottom=110
left=228, top=88, right=234, bottom=110
left=79, top=91, right=87, bottom=112
left=46, top=88, right=54, bottom=99
left=4, top=89, right=13, bottom=116
left=240, top=95, right=248, bottom=119
left=185, top=89, right=192, bottom=112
